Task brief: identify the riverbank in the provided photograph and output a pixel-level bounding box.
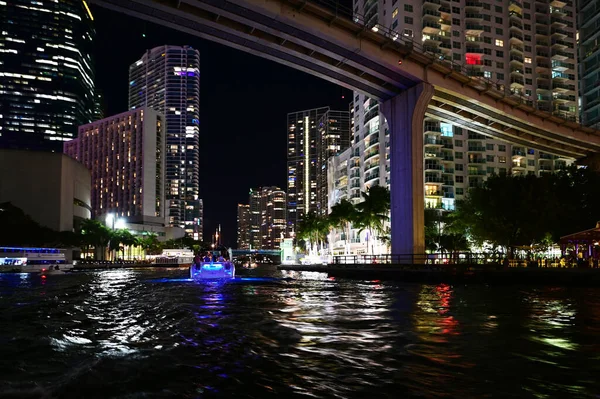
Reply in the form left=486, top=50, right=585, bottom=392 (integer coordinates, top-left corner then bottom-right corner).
left=278, top=264, right=600, bottom=285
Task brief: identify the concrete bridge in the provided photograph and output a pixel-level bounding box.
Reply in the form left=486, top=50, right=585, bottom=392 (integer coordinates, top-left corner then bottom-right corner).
left=90, top=0, right=600, bottom=254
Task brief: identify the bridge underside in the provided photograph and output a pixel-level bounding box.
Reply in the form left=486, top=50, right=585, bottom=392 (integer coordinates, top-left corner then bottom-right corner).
left=90, top=0, right=600, bottom=253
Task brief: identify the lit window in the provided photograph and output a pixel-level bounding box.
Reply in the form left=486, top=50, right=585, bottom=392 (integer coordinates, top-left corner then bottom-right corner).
left=392, top=8, right=398, bottom=18
left=495, top=39, right=504, bottom=47
left=484, top=71, right=491, bottom=78
left=524, top=57, right=532, bottom=63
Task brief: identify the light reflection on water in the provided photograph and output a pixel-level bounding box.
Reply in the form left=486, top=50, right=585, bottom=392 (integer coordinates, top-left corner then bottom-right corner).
left=0, top=270, right=600, bottom=398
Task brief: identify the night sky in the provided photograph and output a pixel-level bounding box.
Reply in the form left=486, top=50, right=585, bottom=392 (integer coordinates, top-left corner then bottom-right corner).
left=92, top=6, right=352, bottom=246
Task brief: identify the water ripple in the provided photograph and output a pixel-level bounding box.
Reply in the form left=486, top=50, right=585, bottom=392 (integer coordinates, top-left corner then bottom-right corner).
left=1, top=270, right=600, bottom=398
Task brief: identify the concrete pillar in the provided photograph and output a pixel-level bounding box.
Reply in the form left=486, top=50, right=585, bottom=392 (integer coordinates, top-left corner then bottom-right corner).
left=381, top=83, right=434, bottom=255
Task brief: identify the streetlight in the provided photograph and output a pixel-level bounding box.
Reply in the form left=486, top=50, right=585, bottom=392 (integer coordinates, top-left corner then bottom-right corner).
left=105, top=213, right=126, bottom=261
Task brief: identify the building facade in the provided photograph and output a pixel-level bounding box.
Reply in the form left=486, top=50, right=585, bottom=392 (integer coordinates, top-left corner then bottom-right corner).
left=579, top=0, right=600, bottom=127
left=63, top=108, right=165, bottom=227
left=287, top=107, right=350, bottom=233
left=128, top=45, right=203, bottom=240
left=0, top=149, right=91, bottom=233
left=239, top=187, right=287, bottom=250
left=237, top=204, right=251, bottom=249
left=0, top=0, right=96, bottom=152
left=325, top=0, right=578, bottom=254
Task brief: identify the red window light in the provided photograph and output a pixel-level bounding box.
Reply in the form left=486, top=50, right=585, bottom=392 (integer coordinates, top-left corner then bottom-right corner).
left=465, top=54, right=483, bottom=65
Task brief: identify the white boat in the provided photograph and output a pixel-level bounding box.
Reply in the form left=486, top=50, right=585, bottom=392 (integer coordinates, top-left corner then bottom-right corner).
left=190, top=261, right=235, bottom=280
left=0, top=247, right=73, bottom=273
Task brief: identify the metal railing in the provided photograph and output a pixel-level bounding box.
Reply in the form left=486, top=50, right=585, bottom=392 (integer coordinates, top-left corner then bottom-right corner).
left=332, top=253, right=505, bottom=266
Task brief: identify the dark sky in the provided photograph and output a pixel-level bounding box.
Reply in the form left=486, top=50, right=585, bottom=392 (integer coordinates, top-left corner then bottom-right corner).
left=92, top=6, right=352, bottom=247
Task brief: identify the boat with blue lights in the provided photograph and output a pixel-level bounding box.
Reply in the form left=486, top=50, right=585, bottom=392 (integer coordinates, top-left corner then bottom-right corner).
left=190, top=261, right=235, bottom=280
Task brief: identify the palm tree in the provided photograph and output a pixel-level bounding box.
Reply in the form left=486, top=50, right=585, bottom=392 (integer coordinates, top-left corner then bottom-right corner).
left=297, top=212, right=330, bottom=255
left=139, top=233, right=161, bottom=256
left=80, top=219, right=111, bottom=260
left=329, top=199, right=357, bottom=255
left=354, top=185, right=391, bottom=254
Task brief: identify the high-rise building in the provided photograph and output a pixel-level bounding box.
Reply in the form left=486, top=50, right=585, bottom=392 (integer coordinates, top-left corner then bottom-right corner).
left=287, top=107, right=350, bottom=232
left=249, top=188, right=262, bottom=249
left=240, top=187, right=287, bottom=249
left=128, top=45, right=202, bottom=240
left=579, top=0, right=600, bottom=127
left=63, top=108, right=165, bottom=225
left=237, top=204, right=251, bottom=249
left=0, top=0, right=96, bottom=152
left=354, top=0, right=578, bottom=120
left=326, top=0, right=578, bottom=254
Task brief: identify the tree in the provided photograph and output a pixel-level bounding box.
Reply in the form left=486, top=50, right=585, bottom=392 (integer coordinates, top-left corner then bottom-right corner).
left=454, top=167, right=600, bottom=257
left=139, top=233, right=162, bottom=256
left=329, top=199, right=357, bottom=255
left=296, top=212, right=330, bottom=255
left=354, top=185, right=390, bottom=254
left=0, top=202, right=55, bottom=246
left=80, top=219, right=111, bottom=260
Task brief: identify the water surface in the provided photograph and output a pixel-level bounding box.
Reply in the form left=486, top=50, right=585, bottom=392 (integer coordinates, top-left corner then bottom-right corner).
left=1, top=268, right=599, bottom=398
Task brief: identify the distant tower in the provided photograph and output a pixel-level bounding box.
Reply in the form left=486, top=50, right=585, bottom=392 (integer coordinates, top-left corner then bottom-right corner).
left=286, top=107, right=350, bottom=231
left=129, top=45, right=202, bottom=240
left=0, top=0, right=96, bottom=151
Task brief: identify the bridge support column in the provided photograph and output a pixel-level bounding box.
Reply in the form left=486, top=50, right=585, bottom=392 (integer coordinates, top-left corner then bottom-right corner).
left=381, top=83, right=434, bottom=256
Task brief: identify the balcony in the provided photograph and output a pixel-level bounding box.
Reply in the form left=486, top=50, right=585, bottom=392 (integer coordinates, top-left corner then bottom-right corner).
left=442, top=168, right=455, bottom=174
left=512, top=149, right=526, bottom=157
left=365, top=171, right=380, bottom=182
left=424, top=137, right=443, bottom=145
left=442, top=179, right=455, bottom=186
left=425, top=163, right=444, bottom=171
left=425, top=190, right=442, bottom=197
left=364, top=151, right=379, bottom=161
left=552, top=50, right=573, bottom=61
left=423, top=21, right=442, bottom=34
left=512, top=163, right=526, bottom=169
left=510, top=45, right=524, bottom=53
left=510, top=55, right=524, bottom=64
left=424, top=123, right=441, bottom=133
left=552, top=82, right=574, bottom=92
left=509, top=10, right=522, bottom=18
left=465, top=23, right=484, bottom=34
left=425, top=149, right=442, bottom=158
left=441, top=154, right=454, bottom=161
left=423, top=9, right=441, bottom=18
left=423, top=0, right=442, bottom=8
left=510, top=32, right=524, bottom=42
left=425, top=175, right=444, bottom=183
left=510, top=77, right=525, bottom=87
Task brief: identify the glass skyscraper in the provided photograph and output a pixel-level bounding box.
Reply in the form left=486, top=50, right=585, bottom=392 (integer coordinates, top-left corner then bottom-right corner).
left=286, top=107, right=351, bottom=233
left=0, top=0, right=96, bottom=151
left=129, top=45, right=203, bottom=240
left=579, top=0, right=600, bottom=127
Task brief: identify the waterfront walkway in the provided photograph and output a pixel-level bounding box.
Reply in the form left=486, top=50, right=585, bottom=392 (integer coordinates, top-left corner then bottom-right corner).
left=279, top=254, right=600, bottom=285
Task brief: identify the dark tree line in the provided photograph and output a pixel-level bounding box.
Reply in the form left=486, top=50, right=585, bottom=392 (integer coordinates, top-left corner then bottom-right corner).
left=454, top=166, right=600, bottom=256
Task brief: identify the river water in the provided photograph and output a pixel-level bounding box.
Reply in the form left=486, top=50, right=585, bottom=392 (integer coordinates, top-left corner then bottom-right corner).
left=1, top=268, right=599, bottom=398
